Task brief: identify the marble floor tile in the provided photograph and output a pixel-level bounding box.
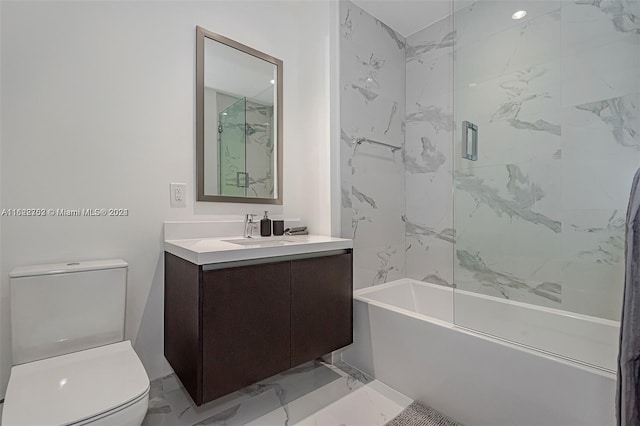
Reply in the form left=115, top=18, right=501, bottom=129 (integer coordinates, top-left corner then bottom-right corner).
left=142, top=361, right=411, bottom=426
left=294, top=380, right=411, bottom=426
left=141, top=372, right=181, bottom=425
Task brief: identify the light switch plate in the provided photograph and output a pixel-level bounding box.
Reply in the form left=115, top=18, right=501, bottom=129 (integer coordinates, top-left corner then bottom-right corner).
left=170, top=183, right=186, bottom=208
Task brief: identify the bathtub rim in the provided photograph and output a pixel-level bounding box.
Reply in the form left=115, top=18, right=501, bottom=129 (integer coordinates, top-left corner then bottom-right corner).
left=455, top=287, right=620, bottom=328
left=354, top=279, right=454, bottom=328
left=353, top=278, right=617, bottom=379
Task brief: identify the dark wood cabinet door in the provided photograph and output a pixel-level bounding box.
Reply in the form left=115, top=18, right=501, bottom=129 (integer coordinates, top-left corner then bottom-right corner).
left=164, top=253, right=202, bottom=404
left=201, top=261, right=291, bottom=403
left=290, top=253, right=353, bottom=366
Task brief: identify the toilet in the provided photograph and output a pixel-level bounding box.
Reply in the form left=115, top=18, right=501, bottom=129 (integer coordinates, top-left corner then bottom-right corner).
left=2, top=259, right=150, bottom=426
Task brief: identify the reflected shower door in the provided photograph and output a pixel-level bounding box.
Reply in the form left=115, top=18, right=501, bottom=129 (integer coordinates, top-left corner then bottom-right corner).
left=218, top=97, right=247, bottom=197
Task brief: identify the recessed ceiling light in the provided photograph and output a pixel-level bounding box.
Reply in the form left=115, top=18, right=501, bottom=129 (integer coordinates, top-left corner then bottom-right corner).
left=512, top=10, right=527, bottom=20
left=468, top=82, right=478, bottom=87
left=270, top=79, right=275, bottom=84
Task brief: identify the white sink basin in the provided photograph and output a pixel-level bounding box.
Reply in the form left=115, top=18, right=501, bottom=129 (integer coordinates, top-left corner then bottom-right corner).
left=222, top=237, right=299, bottom=247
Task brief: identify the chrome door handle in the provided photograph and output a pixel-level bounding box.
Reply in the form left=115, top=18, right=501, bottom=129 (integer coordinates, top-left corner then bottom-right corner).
left=462, top=121, right=478, bottom=161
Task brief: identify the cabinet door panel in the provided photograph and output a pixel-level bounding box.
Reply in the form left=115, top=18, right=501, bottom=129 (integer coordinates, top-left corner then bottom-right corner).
left=202, top=261, right=290, bottom=403
left=290, top=253, right=353, bottom=366
left=164, top=253, right=202, bottom=404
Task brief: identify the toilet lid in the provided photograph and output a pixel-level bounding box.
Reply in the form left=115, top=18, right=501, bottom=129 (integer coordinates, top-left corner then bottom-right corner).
left=2, top=341, right=149, bottom=426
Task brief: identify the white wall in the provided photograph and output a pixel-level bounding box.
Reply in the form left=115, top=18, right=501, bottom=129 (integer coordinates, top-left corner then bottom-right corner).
left=0, top=0, right=336, bottom=398
left=0, top=0, right=3, bottom=402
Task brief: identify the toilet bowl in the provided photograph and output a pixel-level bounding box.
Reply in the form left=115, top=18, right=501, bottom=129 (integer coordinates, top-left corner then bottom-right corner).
left=1, top=260, right=150, bottom=426
left=2, top=341, right=149, bottom=426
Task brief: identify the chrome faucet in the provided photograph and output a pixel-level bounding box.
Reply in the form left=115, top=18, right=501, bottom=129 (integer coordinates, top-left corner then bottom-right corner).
left=244, top=214, right=257, bottom=238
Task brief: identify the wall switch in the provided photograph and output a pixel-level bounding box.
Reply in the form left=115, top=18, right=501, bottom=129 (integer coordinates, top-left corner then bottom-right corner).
left=170, top=183, right=186, bottom=208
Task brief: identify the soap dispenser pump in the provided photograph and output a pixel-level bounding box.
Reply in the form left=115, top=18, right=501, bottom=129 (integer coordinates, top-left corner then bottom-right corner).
left=260, top=211, right=272, bottom=237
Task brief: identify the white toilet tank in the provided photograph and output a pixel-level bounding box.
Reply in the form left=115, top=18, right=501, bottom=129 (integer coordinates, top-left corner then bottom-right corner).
left=10, top=259, right=128, bottom=365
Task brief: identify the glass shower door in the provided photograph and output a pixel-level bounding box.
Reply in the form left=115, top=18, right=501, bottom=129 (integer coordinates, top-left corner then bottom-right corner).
left=218, top=97, right=247, bottom=197
left=452, top=0, right=639, bottom=370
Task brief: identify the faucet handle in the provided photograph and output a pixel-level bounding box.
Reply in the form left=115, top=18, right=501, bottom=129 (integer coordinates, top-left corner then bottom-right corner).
left=244, top=214, right=258, bottom=238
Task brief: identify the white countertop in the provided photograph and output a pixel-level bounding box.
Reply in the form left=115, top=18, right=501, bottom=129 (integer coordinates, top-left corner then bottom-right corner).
left=164, top=234, right=353, bottom=265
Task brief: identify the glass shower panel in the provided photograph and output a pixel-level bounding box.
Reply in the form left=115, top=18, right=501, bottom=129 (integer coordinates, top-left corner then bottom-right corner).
left=218, top=97, right=247, bottom=197
left=452, top=0, right=640, bottom=370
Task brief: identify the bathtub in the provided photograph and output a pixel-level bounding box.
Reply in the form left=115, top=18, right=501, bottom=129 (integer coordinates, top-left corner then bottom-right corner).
left=343, top=279, right=617, bottom=426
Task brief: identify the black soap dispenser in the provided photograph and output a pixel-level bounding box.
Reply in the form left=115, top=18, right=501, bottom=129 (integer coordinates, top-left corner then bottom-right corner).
left=260, top=211, right=272, bottom=237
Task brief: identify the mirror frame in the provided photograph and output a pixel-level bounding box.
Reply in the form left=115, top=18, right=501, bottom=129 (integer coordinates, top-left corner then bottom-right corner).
left=196, top=26, right=283, bottom=204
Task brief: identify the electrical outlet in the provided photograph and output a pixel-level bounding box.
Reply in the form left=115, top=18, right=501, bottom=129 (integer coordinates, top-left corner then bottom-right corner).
left=170, top=183, right=186, bottom=208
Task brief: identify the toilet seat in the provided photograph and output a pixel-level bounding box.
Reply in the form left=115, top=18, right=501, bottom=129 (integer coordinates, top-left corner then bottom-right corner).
left=2, top=341, right=149, bottom=426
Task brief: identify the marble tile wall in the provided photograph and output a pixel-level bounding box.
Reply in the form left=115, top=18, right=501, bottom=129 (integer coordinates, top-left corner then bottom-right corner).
left=340, top=1, right=407, bottom=289
left=404, top=13, right=456, bottom=287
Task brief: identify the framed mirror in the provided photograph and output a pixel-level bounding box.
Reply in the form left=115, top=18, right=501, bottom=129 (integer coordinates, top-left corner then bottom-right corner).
left=196, top=26, right=283, bottom=204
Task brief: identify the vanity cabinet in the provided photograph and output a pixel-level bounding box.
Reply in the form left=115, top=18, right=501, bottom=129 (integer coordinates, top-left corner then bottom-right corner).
left=164, top=250, right=353, bottom=406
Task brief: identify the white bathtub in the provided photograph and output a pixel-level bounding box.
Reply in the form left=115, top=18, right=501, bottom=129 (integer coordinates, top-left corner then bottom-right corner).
left=343, top=279, right=617, bottom=426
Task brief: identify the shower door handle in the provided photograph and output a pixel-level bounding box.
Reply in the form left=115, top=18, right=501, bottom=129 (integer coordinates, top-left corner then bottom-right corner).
left=236, top=171, right=248, bottom=188
left=462, top=121, right=478, bottom=161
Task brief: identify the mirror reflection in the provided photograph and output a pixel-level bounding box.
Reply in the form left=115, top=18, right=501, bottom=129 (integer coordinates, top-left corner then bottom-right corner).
left=197, top=27, right=282, bottom=204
